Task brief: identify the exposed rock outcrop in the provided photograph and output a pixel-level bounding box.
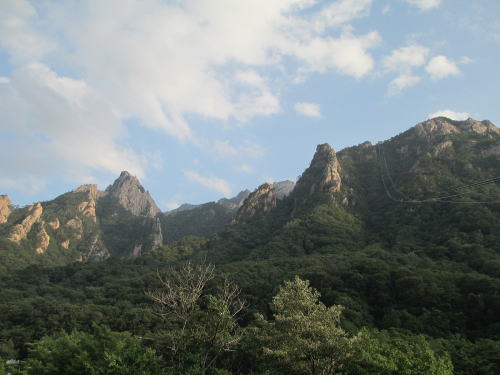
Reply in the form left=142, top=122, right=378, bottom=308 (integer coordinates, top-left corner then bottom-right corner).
left=78, top=199, right=97, bottom=222
left=74, top=184, right=104, bottom=200
left=290, top=143, right=344, bottom=214
left=81, top=236, right=110, bottom=262
left=296, top=143, right=342, bottom=197
left=61, top=239, right=70, bottom=249
left=35, top=225, right=50, bottom=254
left=273, top=180, right=295, bottom=199
left=150, top=217, right=163, bottom=251
left=8, top=203, right=43, bottom=243
left=105, top=171, right=160, bottom=217
left=66, top=217, right=83, bottom=239
left=235, top=183, right=278, bottom=222
left=47, top=218, right=60, bottom=230
left=218, top=190, right=251, bottom=210
left=0, top=195, right=11, bottom=224
left=415, top=117, right=500, bottom=138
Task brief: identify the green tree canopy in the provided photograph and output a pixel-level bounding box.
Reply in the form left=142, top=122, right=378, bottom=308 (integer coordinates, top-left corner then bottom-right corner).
left=23, top=325, right=162, bottom=375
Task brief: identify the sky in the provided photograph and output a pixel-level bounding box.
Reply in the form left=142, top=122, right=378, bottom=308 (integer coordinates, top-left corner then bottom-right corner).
left=1, top=0, right=499, bottom=210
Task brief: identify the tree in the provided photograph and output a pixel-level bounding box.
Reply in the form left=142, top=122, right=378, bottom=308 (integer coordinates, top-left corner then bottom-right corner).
left=23, top=325, right=163, bottom=375
left=146, top=262, right=246, bottom=374
left=346, top=328, right=453, bottom=375
left=258, top=276, right=356, bottom=375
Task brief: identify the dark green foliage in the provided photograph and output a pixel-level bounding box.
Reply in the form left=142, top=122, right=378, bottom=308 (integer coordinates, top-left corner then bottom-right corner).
left=346, top=328, right=453, bottom=375
left=23, top=325, right=163, bottom=375
left=0, top=119, right=499, bottom=373
left=96, top=195, right=156, bottom=256
left=160, top=202, right=235, bottom=244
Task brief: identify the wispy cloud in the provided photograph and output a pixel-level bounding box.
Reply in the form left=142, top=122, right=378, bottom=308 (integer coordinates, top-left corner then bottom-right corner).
left=183, top=170, right=231, bottom=196
left=426, top=56, right=461, bottom=80
left=403, top=0, right=442, bottom=11
left=0, top=0, right=380, bottom=191
left=388, top=74, right=422, bottom=96
left=294, top=102, right=322, bottom=118
left=428, top=109, right=470, bottom=121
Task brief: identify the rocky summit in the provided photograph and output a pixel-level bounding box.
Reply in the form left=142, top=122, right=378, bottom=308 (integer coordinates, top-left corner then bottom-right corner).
left=105, top=171, right=160, bottom=217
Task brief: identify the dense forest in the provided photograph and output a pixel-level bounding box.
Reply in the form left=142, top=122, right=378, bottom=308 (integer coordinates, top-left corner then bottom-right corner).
left=1, top=117, right=499, bottom=374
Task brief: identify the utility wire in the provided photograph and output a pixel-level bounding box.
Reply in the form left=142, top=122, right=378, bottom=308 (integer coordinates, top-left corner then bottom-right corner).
left=376, top=143, right=500, bottom=204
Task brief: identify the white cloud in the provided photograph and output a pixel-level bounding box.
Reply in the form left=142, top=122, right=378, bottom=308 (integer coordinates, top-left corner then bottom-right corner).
left=241, top=141, right=266, bottom=159
left=382, top=45, right=429, bottom=72
left=428, top=109, right=470, bottom=121
left=0, top=77, right=10, bottom=84
left=0, top=63, right=146, bottom=189
left=294, top=102, right=322, bottom=118
left=214, top=140, right=238, bottom=158
left=313, top=0, right=373, bottom=31
left=426, top=56, right=460, bottom=79
left=183, top=170, right=231, bottom=196
left=460, top=56, right=475, bottom=65
left=403, top=0, right=442, bottom=11
left=0, top=0, right=53, bottom=62
left=295, top=30, right=381, bottom=77
left=164, top=201, right=180, bottom=211
left=388, top=74, right=422, bottom=96
left=0, top=175, right=46, bottom=195
left=0, top=0, right=381, bottom=191
left=237, top=164, right=255, bottom=174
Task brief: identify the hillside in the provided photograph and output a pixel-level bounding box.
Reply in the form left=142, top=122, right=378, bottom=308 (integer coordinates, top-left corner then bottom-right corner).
left=0, top=117, right=499, bottom=374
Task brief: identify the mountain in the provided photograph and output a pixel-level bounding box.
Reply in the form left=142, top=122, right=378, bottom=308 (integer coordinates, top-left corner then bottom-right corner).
left=3, top=116, right=496, bottom=272
left=1, top=117, right=499, bottom=374
left=160, top=189, right=251, bottom=243
left=0, top=171, right=164, bottom=271
left=205, top=117, right=499, bottom=262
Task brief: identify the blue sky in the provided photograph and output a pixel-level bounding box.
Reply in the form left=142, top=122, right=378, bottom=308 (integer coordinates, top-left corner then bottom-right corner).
left=1, top=0, right=499, bottom=209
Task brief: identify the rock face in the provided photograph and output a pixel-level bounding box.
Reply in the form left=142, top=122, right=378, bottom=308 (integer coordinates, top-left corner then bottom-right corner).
left=0, top=195, right=11, bottom=224
left=415, top=117, right=500, bottom=138
left=105, top=171, right=160, bottom=217
left=150, top=217, right=163, bottom=250
left=8, top=203, right=43, bottom=243
left=47, top=218, right=60, bottom=230
left=235, top=183, right=278, bottom=222
left=78, top=199, right=97, bottom=222
left=81, top=236, right=110, bottom=262
left=296, top=143, right=342, bottom=197
left=35, top=225, right=50, bottom=254
left=74, top=184, right=104, bottom=200
left=273, top=180, right=295, bottom=199
left=218, top=190, right=251, bottom=210
left=65, top=217, right=83, bottom=239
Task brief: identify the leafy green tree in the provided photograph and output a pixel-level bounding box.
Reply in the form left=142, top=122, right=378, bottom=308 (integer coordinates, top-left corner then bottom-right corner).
left=147, top=262, right=246, bottom=375
left=258, top=276, right=356, bottom=375
left=346, top=328, right=453, bottom=375
left=23, top=325, right=162, bottom=375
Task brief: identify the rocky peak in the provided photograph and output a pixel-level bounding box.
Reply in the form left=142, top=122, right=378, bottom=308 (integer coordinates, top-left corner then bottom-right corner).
left=0, top=194, right=12, bottom=224
left=296, top=143, right=342, bottom=197
left=273, top=180, right=295, bottom=199
left=8, top=202, right=43, bottom=243
left=105, top=171, right=160, bottom=217
left=218, top=189, right=251, bottom=210
left=414, top=117, right=499, bottom=138
left=235, top=183, right=278, bottom=222
left=74, top=184, right=104, bottom=200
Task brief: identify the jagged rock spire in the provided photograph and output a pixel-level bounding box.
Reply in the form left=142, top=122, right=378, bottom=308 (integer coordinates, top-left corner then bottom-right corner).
left=296, top=143, right=342, bottom=197
left=105, top=171, right=160, bottom=217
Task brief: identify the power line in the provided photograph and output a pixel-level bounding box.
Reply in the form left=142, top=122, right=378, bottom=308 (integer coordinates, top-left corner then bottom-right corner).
left=376, top=143, right=500, bottom=204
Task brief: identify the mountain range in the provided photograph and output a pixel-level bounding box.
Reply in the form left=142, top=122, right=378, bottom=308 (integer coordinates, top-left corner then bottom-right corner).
left=1, top=116, right=499, bottom=373
left=0, top=116, right=498, bottom=273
